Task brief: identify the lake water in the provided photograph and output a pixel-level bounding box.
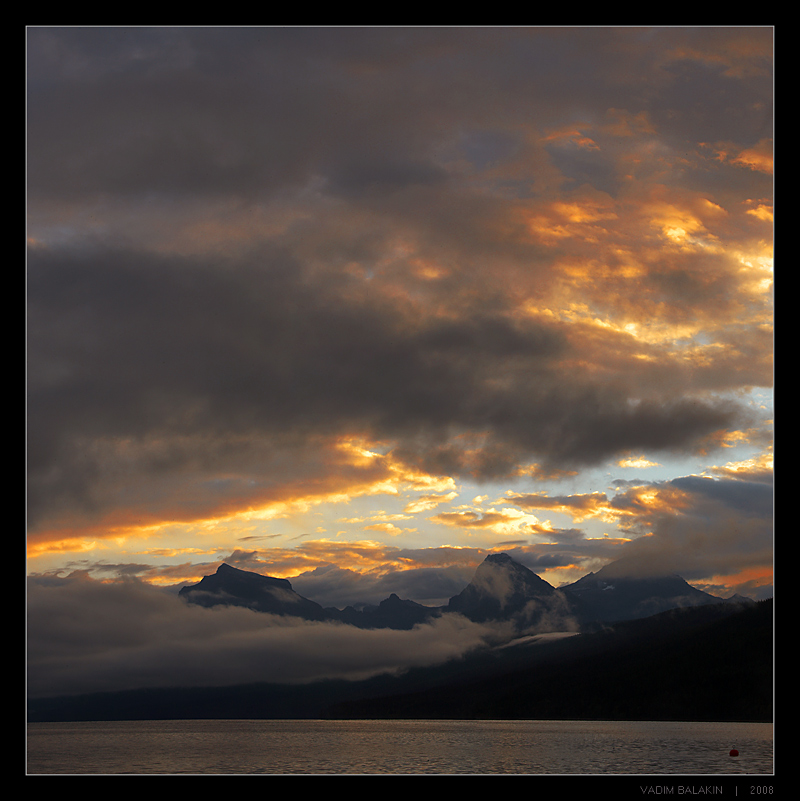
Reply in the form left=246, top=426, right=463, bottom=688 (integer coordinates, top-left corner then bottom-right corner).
left=26, top=719, right=773, bottom=776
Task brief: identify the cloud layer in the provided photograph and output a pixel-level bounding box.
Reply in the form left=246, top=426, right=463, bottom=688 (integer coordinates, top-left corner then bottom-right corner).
left=26, top=572, right=508, bottom=698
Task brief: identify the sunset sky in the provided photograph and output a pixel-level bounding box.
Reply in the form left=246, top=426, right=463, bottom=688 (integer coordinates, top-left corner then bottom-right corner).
left=27, top=27, right=773, bottom=696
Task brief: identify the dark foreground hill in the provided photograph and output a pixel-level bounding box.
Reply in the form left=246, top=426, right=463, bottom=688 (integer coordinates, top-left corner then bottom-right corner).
left=324, top=599, right=773, bottom=722
left=27, top=599, right=772, bottom=723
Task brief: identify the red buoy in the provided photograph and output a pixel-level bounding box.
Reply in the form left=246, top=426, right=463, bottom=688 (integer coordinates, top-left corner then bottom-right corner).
left=730, top=749, right=739, bottom=757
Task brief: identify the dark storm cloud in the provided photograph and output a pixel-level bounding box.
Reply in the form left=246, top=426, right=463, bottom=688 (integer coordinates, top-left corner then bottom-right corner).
left=606, top=474, right=773, bottom=584
left=27, top=27, right=771, bottom=205
left=669, top=474, right=773, bottom=517
left=650, top=53, right=772, bottom=146
left=27, top=239, right=746, bottom=531
left=494, top=469, right=772, bottom=593
left=26, top=27, right=482, bottom=203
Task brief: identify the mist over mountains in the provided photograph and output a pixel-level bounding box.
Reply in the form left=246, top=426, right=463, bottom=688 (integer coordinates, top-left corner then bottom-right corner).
left=29, top=554, right=770, bottom=723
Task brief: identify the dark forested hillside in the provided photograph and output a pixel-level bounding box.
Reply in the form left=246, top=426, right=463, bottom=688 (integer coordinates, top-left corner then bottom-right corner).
left=28, top=599, right=772, bottom=723
left=323, top=599, right=773, bottom=722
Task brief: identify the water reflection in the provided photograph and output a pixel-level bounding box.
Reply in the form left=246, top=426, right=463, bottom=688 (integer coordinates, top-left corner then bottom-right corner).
left=27, top=719, right=773, bottom=775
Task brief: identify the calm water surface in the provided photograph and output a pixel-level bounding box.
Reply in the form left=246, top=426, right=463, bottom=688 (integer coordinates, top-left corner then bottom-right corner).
left=27, top=719, right=773, bottom=775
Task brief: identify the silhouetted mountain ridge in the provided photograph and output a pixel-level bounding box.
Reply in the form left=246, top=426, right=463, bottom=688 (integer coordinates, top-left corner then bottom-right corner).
left=178, top=562, right=330, bottom=620
left=179, top=552, right=728, bottom=632
left=561, top=563, right=723, bottom=624
left=179, top=563, right=443, bottom=630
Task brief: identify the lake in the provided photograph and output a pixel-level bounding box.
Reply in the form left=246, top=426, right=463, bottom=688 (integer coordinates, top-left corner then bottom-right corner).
left=26, top=718, right=773, bottom=776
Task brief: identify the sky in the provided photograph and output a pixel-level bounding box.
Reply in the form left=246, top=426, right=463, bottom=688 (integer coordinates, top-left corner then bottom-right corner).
left=26, top=27, right=773, bottom=698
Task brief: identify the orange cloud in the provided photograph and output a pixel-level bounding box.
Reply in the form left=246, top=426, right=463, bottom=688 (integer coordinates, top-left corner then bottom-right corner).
left=617, top=454, right=661, bottom=469
left=26, top=436, right=458, bottom=561
left=732, top=141, right=773, bottom=173
left=506, top=491, right=620, bottom=524
left=602, top=108, right=656, bottom=137
left=178, top=542, right=488, bottom=586
left=662, top=28, right=772, bottom=79
left=706, top=565, right=774, bottom=595
left=746, top=203, right=773, bottom=222
left=431, top=507, right=542, bottom=536
left=704, top=139, right=773, bottom=174
left=541, top=125, right=600, bottom=150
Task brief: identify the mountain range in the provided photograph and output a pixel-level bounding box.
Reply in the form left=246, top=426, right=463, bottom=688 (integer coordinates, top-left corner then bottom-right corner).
left=179, top=562, right=438, bottom=630
left=178, top=552, right=743, bottom=632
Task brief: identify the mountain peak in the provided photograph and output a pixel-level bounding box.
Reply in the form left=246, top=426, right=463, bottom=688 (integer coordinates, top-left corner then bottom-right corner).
left=562, top=558, right=721, bottom=623
left=180, top=563, right=325, bottom=619
left=445, top=552, right=577, bottom=630
left=484, top=552, right=515, bottom=564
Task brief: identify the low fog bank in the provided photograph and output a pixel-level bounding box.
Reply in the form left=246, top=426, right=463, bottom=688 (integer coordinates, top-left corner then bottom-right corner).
left=27, top=573, right=516, bottom=699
